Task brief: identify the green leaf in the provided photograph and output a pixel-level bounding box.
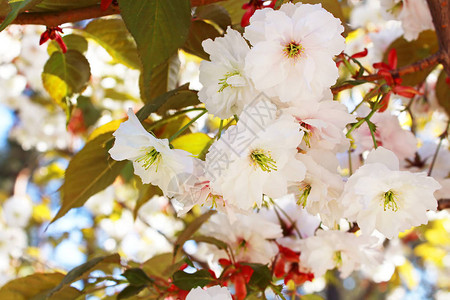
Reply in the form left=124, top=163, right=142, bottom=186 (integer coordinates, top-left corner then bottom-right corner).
left=76, top=95, right=101, bottom=127
left=119, top=0, right=191, bottom=102
left=29, top=0, right=98, bottom=12
left=141, top=252, right=185, bottom=279
left=436, top=70, right=450, bottom=117
left=117, top=285, right=146, bottom=300
left=120, top=161, right=134, bottom=183
left=242, top=263, right=272, bottom=290
left=104, top=88, right=138, bottom=102
left=183, top=19, right=222, bottom=60
left=88, top=119, right=123, bottom=141
left=83, top=18, right=140, bottom=69
left=172, top=269, right=215, bottom=290
left=0, top=0, right=40, bottom=32
left=122, top=268, right=154, bottom=285
left=196, top=4, right=231, bottom=31
left=171, top=132, right=212, bottom=156
left=133, top=183, right=162, bottom=219
left=47, top=34, right=88, bottom=55
left=48, top=254, right=121, bottom=297
left=153, top=115, right=192, bottom=139
left=0, top=273, right=82, bottom=300
left=42, top=50, right=91, bottom=109
left=218, top=0, right=246, bottom=26
left=52, top=133, right=127, bottom=222
left=140, top=54, right=180, bottom=103
left=190, top=234, right=229, bottom=250
left=174, top=210, right=216, bottom=256
left=135, top=83, right=191, bottom=121
left=156, top=90, right=200, bottom=115
left=384, top=30, right=439, bottom=86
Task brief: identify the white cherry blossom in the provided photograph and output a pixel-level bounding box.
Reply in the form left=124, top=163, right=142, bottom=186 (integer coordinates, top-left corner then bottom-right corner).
left=341, top=147, right=441, bottom=239
left=2, top=195, right=32, bottom=228
left=284, top=100, right=355, bottom=151
left=199, top=27, right=256, bottom=119
left=200, top=213, right=282, bottom=264
left=299, top=230, right=381, bottom=278
left=206, top=113, right=306, bottom=212
left=109, top=108, right=194, bottom=194
left=244, top=2, right=345, bottom=103
left=289, top=150, right=345, bottom=227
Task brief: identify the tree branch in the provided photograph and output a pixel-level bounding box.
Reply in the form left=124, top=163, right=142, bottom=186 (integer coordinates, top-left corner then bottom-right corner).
left=2, top=5, right=120, bottom=27
left=331, top=52, right=443, bottom=94
left=426, top=0, right=450, bottom=75
left=0, top=0, right=226, bottom=27
left=438, top=199, right=450, bottom=210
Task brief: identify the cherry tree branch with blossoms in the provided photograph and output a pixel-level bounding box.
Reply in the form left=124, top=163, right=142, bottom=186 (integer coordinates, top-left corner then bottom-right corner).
left=0, top=0, right=449, bottom=299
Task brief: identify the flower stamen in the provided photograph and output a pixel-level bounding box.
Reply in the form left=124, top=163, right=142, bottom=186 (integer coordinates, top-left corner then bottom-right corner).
left=218, top=70, right=241, bottom=92
left=299, top=122, right=312, bottom=147
left=382, top=190, right=399, bottom=212
left=135, top=147, right=161, bottom=171
left=297, top=184, right=311, bottom=208
left=283, top=41, right=304, bottom=59
left=250, top=149, right=277, bottom=172
left=334, top=251, right=342, bottom=267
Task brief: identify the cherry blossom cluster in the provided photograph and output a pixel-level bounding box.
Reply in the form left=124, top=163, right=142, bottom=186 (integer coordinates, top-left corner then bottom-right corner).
left=108, top=1, right=442, bottom=295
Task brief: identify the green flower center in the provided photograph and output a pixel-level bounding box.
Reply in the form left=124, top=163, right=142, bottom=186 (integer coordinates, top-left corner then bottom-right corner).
left=250, top=149, right=277, bottom=172
left=284, top=41, right=304, bottom=59
left=297, top=184, right=311, bottom=208
left=334, top=251, right=342, bottom=267
left=382, top=190, right=399, bottom=212
left=218, top=70, right=241, bottom=92
left=135, top=147, right=161, bottom=171
left=300, top=122, right=312, bottom=147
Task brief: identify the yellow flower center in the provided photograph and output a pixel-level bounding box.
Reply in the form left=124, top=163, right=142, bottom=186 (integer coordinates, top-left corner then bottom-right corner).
left=135, top=147, right=161, bottom=171
left=250, top=149, right=277, bottom=172
left=283, top=41, right=304, bottom=59
left=382, top=190, right=399, bottom=212
left=334, top=251, right=343, bottom=267
left=218, top=70, right=241, bottom=92
left=297, top=184, right=311, bottom=208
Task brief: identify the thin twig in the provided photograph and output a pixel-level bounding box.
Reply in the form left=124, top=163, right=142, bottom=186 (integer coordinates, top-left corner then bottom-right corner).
left=332, top=52, right=443, bottom=94
left=427, top=121, right=450, bottom=176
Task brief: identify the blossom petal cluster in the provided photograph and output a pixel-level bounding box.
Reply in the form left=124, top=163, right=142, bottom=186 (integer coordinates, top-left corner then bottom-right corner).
left=341, top=147, right=441, bottom=239
left=206, top=105, right=306, bottom=211
left=106, top=1, right=444, bottom=287
left=244, top=2, right=345, bottom=103
left=200, top=212, right=283, bottom=264
left=109, top=108, right=194, bottom=194
left=299, top=230, right=381, bottom=278
left=199, top=28, right=256, bottom=119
